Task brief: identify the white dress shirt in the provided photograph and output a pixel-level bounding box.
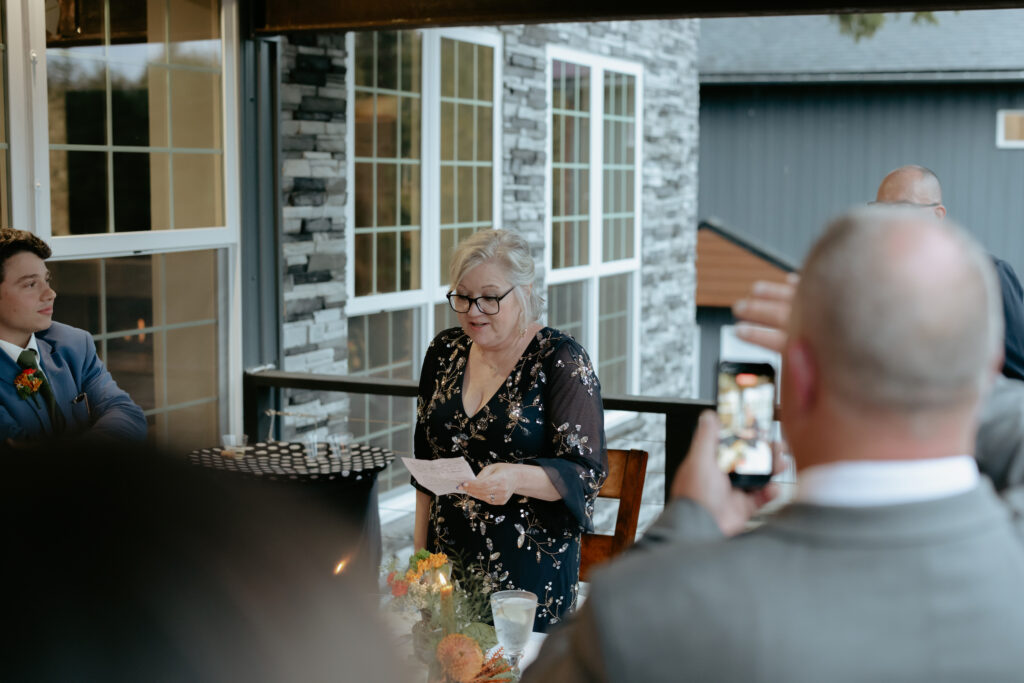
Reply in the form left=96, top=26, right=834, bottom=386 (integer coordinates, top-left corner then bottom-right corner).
left=0, top=335, right=47, bottom=381
left=794, top=455, right=979, bottom=507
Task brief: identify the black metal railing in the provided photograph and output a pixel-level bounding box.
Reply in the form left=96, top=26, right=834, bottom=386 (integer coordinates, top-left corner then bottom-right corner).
left=243, top=369, right=712, bottom=504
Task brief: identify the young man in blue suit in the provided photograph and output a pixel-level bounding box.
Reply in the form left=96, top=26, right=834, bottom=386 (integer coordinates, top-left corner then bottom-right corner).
left=0, top=228, right=146, bottom=442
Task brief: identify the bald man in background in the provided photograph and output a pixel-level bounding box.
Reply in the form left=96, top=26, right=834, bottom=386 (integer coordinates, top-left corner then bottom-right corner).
left=873, top=165, right=1024, bottom=381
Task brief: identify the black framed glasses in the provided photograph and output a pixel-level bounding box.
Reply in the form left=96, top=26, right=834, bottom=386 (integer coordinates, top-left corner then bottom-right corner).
left=446, top=287, right=516, bottom=315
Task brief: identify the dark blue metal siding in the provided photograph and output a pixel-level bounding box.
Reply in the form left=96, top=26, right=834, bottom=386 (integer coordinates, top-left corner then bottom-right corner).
left=699, top=83, right=1024, bottom=275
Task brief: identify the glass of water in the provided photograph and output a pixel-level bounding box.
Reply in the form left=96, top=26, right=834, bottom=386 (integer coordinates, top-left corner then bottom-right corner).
left=489, top=589, right=537, bottom=675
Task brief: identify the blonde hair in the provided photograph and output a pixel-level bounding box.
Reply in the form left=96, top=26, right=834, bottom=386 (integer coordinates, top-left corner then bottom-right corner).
left=448, top=230, right=545, bottom=322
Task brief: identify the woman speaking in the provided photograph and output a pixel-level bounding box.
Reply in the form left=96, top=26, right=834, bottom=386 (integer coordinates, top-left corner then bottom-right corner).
left=411, top=229, right=607, bottom=632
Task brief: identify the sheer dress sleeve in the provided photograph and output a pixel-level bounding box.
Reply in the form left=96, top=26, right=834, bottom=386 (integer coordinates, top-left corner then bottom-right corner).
left=410, top=333, right=444, bottom=496
left=533, top=337, right=608, bottom=532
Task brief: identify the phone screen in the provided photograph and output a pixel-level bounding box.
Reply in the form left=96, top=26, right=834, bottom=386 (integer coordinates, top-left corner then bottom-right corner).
left=716, top=361, right=776, bottom=488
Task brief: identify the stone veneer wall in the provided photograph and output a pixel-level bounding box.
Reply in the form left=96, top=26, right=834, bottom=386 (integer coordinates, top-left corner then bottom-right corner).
left=498, top=21, right=700, bottom=400
left=276, top=22, right=700, bottom=441
left=279, top=33, right=350, bottom=436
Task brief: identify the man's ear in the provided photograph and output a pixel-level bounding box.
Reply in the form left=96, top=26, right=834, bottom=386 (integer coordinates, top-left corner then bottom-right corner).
left=934, top=204, right=947, bottom=220
left=783, top=339, right=817, bottom=416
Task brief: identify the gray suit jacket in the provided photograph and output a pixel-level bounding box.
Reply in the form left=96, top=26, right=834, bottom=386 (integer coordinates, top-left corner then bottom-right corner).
left=524, top=479, right=1024, bottom=682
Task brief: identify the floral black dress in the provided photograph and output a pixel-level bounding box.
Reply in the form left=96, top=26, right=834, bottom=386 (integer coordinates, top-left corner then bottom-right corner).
left=412, top=327, right=607, bottom=632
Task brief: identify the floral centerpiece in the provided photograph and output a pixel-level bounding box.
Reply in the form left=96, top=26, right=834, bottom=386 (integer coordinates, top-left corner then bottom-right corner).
left=384, top=550, right=513, bottom=682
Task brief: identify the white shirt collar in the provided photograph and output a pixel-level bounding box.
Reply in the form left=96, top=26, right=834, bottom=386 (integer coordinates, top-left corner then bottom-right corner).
left=0, top=334, right=39, bottom=366
left=794, top=456, right=979, bottom=507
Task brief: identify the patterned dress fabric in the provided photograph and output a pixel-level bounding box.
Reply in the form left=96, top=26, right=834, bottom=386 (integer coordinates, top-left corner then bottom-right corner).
left=412, top=327, right=607, bottom=632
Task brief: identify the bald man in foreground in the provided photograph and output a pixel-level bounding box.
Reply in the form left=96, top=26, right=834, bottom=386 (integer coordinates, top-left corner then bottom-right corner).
left=523, top=208, right=1024, bottom=682
left=875, top=165, right=1024, bottom=381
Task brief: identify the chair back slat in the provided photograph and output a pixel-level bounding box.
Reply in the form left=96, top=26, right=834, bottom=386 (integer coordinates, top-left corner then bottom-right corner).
left=579, top=448, right=648, bottom=582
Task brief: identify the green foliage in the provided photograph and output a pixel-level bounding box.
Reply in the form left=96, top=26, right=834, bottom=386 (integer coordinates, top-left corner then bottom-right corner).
left=833, top=12, right=939, bottom=42
left=408, top=548, right=432, bottom=572
left=461, top=621, right=498, bottom=653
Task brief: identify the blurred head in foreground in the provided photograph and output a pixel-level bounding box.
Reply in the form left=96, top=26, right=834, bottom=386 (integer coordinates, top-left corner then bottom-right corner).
left=3, top=444, right=408, bottom=683
left=783, top=206, right=1003, bottom=468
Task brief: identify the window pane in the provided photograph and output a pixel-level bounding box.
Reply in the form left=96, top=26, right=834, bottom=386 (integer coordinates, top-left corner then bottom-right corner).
left=47, top=56, right=107, bottom=146
left=598, top=273, right=631, bottom=395
left=1004, top=111, right=1024, bottom=142
left=47, top=261, right=101, bottom=334
left=108, top=334, right=156, bottom=410
left=172, top=153, right=223, bottom=228
left=548, top=280, right=587, bottom=347
left=49, top=150, right=108, bottom=236
left=170, top=69, right=221, bottom=149
left=47, top=0, right=225, bottom=236
left=47, top=250, right=222, bottom=452
left=353, top=31, right=421, bottom=296
left=438, top=39, right=495, bottom=277
left=551, top=60, right=591, bottom=269
left=106, top=256, right=153, bottom=333
left=434, top=302, right=460, bottom=335
left=113, top=152, right=155, bottom=231
left=602, top=71, right=636, bottom=262
left=347, top=308, right=420, bottom=493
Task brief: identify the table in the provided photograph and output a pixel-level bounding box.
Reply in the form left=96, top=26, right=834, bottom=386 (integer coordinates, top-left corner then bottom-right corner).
left=188, top=441, right=395, bottom=584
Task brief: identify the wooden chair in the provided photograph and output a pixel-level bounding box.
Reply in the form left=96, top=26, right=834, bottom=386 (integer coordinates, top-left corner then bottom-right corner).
left=579, top=448, right=649, bottom=582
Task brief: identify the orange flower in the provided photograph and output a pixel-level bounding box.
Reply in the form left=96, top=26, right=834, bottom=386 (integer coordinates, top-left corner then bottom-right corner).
left=435, top=634, right=483, bottom=683
left=386, top=570, right=397, bottom=585
left=391, top=580, right=409, bottom=597
left=405, top=552, right=450, bottom=583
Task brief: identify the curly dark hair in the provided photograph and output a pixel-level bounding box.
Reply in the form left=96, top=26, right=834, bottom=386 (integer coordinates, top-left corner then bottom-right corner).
left=0, top=228, right=51, bottom=285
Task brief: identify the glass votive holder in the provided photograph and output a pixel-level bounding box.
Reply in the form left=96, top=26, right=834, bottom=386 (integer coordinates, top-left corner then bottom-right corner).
left=305, top=433, right=322, bottom=459
left=326, top=433, right=345, bottom=459
left=221, top=433, right=248, bottom=457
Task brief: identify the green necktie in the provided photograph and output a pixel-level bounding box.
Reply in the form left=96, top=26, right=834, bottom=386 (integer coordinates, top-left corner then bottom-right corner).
left=17, top=349, right=66, bottom=434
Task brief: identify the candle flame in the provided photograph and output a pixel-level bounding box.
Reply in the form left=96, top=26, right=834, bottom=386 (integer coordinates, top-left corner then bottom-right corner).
left=438, top=573, right=448, bottom=586
left=333, top=558, right=348, bottom=575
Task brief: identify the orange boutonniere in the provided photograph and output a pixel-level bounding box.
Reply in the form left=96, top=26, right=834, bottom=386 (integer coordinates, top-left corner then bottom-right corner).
left=14, top=368, right=43, bottom=406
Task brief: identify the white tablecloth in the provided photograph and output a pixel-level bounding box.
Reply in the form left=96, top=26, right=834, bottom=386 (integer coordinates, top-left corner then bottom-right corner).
left=519, top=632, right=547, bottom=669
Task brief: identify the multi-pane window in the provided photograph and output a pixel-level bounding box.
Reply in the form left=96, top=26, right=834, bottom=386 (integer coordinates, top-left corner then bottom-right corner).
left=48, top=250, right=222, bottom=451
left=353, top=31, right=422, bottom=295
left=440, top=38, right=494, bottom=281
left=347, top=308, right=418, bottom=493
left=348, top=30, right=500, bottom=491
left=547, top=49, right=642, bottom=396
left=45, top=0, right=224, bottom=234
left=551, top=60, right=590, bottom=269
left=351, top=30, right=498, bottom=305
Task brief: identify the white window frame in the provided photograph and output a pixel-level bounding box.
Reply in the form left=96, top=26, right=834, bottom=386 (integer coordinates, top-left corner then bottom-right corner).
left=997, top=109, right=1024, bottom=149
left=544, top=45, right=643, bottom=396
left=345, top=27, right=503, bottom=357
left=3, top=0, right=244, bottom=432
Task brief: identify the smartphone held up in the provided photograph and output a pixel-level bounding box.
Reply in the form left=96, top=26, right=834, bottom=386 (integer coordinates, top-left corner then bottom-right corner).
left=715, top=361, right=776, bottom=490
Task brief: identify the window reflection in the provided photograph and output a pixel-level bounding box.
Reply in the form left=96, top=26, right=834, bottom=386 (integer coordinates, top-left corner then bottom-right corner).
left=47, top=250, right=221, bottom=452
left=46, top=0, right=224, bottom=235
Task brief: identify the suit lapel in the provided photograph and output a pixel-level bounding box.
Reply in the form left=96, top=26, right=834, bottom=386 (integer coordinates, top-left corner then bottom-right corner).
left=0, top=351, right=49, bottom=434
left=35, top=337, right=73, bottom=428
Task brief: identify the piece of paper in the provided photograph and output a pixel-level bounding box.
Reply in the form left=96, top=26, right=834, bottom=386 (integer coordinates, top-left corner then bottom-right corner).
left=402, top=456, right=476, bottom=496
